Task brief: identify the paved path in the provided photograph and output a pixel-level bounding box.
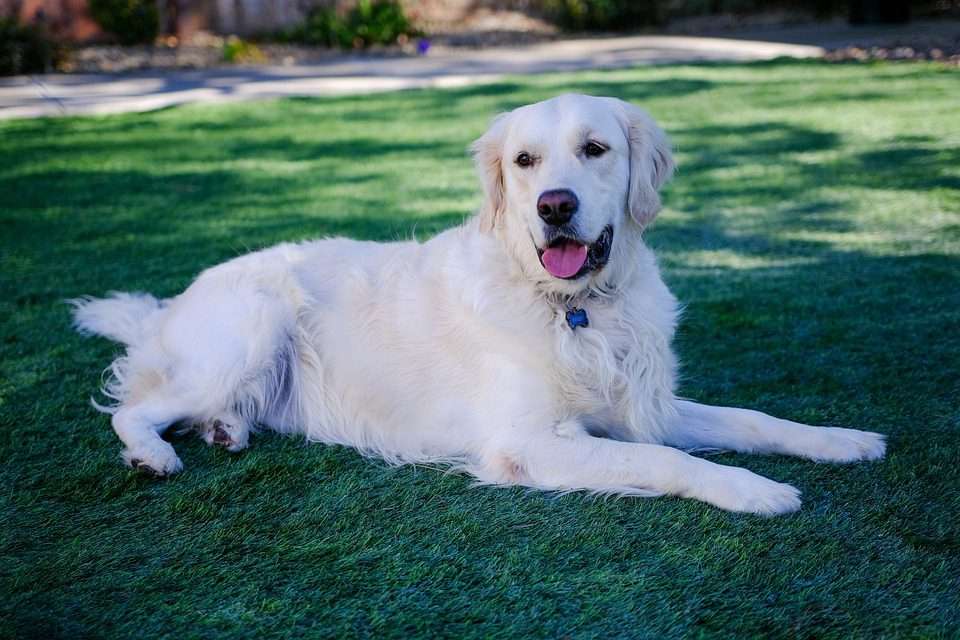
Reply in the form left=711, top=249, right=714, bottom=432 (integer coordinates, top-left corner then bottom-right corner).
left=0, top=34, right=823, bottom=119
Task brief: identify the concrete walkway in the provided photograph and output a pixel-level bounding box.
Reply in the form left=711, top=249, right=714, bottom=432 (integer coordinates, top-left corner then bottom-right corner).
left=0, top=35, right=823, bottom=119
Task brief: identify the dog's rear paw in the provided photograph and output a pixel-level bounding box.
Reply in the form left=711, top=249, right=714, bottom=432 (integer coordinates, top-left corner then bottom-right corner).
left=123, top=441, right=183, bottom=476
left=813, top=427, right=886, bottom=463
left=198, top=417, right=249, bottom=453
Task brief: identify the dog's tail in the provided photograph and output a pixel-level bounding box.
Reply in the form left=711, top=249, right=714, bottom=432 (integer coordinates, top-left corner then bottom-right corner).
left=69, top=292, right=165, bottom=346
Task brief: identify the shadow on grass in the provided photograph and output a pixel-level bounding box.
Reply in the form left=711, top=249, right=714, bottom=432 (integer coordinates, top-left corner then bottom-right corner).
left=2, top=81, right=955, bottom=430
left=2, top=76, right=957, bottom=342
left=1, top=81, right=957, bottom=386
left=2, top=63, right=960, bottom=639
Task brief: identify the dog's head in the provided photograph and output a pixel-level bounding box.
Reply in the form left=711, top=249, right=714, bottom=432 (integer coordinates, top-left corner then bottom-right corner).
left=472, top=94, right=674, bottom=294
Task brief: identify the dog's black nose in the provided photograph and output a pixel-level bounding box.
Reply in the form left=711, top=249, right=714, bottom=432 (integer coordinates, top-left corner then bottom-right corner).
left=537, top=189, right=579, bottom=226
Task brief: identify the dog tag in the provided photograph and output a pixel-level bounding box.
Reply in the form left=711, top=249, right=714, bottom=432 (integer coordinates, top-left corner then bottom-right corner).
left=566, top=307, right=589, bottom=330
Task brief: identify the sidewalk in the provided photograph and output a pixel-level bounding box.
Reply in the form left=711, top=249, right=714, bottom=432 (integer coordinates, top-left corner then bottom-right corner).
left=0, top=34, right=823, bottom=119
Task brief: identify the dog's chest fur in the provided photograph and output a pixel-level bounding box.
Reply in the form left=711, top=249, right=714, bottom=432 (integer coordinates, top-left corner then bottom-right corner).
left=548, top=281, right=679, bottom=443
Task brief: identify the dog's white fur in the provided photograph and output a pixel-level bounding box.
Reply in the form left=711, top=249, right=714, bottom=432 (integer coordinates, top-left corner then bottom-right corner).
left=72, top=94, right=885, bottom=514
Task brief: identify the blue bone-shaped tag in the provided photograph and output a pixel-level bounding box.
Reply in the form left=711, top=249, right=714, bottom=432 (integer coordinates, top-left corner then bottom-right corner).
left=566, top=307, right=589, bottom=330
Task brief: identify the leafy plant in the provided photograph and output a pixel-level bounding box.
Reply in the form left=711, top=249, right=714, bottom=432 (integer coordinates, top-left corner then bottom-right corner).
left=286, top=0, right=418, bottom=49
left=543, top=0, right=664, bottom=31
left=286, top=5, right=344, bottom=48
left=348, top=0, right=415, bottom=47
left=0, top=18, right=63, bottom=75
left=88, top=0, right=159, bottom=45
left=222, top=35, right=267, bottom=64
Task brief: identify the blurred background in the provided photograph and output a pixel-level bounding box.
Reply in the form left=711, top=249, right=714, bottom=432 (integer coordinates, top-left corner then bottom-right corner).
left=2, top=0, right=958, bottom=75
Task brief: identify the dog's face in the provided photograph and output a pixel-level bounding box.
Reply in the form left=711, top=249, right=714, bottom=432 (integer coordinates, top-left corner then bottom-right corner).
left=473, top=94, right=674, bottom=294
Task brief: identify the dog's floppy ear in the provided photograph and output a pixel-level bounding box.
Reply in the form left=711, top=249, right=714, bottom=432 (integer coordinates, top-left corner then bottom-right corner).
left=618, top=100, right=675, bottom=228
left=471, top=112, right=510, bottom=233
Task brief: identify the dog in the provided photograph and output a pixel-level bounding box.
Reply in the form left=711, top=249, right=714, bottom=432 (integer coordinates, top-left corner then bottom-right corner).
left=72, top=94, right=885, bottom=515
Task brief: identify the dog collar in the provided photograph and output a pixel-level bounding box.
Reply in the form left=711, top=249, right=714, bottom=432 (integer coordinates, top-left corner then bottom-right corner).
left=566, top=307, right=589, bottom=330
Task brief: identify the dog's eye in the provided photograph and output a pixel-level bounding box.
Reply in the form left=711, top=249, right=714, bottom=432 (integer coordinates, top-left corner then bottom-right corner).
left=584, top=141, right=607, bottom=158
left=515, top=152, right=534, bottom=168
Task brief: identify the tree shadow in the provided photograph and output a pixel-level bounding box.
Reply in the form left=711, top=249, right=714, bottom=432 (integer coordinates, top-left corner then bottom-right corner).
left=675, top=122, right=840, bottom=163
left=4, top=60, right=960, bottom=640
left=3, top=76, right=956, bottom=420
left=852, top=146, right=960, bottom=191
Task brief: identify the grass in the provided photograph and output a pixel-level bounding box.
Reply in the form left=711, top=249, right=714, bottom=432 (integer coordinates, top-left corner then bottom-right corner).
left=2, top=60, right=959, bottom=639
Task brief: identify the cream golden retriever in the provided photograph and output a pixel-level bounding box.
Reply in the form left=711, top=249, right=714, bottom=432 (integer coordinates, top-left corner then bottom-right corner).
left=72, top=94, right=885, bottom=514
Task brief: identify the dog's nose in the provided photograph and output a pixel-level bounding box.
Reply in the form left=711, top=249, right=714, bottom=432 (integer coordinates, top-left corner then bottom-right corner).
left=537, top=189, right=579, bottom=226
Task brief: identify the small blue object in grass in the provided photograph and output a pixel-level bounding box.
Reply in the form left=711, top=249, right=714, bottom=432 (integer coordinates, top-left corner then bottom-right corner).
left=566, top=307, right=589, bottom=330
left=417, top=39, right=431, bottom=55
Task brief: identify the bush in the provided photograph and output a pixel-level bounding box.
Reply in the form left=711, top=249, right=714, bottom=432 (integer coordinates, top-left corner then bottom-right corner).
left=88, top=0, right=158, bottom=45
left=222, top=36, right=267, bottom=64
left=286, top=0, right=418, bottom=49
left=543, top=0, right=665, bottom=31
left=287, top=6, right=344, bottom=48
left=0, top=19, right=63, bottom=75
left=348, top=0, right=415, bottom=47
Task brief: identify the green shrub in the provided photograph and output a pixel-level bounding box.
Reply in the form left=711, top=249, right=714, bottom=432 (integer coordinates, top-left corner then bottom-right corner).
left=543, top=0, right=665, bottom=31
left=286, top=0, right=417, bottom=49
left=0, top=18, right=63, bottom=75
left=286, top=6, right=344, bottom=48
left=222, top=36, right=267, bottom=64
left=348, top=0, right=415, bottom=47
left=88, top=0, right=158, bottom=45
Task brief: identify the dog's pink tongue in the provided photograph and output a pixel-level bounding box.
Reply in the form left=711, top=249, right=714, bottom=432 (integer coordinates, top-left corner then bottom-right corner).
left=541, top=241, right=588, bottom=278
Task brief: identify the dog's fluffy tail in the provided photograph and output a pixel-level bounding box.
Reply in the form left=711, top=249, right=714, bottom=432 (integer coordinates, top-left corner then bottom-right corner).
left=70, top=292, right=165, bottom=346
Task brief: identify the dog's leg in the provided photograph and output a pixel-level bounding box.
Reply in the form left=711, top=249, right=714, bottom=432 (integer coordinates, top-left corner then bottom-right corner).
left=664, top=400, right=886, bottom=462
left=197, top=413, right=250, bottom=452
left=486, top=423, right=801, bottom=515
left=112, top=393, right=190, bottom=476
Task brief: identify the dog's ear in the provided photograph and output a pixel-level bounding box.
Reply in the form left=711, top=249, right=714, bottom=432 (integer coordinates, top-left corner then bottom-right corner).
left=618, top=100, right=675, bottom=228
left=471, top=113, right=510, bottom=233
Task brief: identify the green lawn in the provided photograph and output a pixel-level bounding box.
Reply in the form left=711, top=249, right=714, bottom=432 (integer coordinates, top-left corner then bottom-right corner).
left=2, top=60, right=959, bottom=639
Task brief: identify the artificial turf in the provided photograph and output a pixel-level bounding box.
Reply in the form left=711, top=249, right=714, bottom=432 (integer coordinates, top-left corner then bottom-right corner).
left=1, top=60, right=958, bottom=639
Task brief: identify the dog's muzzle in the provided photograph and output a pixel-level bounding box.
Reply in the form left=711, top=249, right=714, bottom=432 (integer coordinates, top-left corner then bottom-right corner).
left=536, top=224, right=614, bottom=280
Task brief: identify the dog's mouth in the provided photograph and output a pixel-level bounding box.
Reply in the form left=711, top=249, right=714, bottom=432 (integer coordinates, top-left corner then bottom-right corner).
left=536, top=224, right=614, bottom=280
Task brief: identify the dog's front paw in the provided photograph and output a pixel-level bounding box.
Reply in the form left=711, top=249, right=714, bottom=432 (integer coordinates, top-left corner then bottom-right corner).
left=123, top=440, right=183, bottom=476
left=812, top=427, right=886, bottom=463
left=699, top=466, right=802, bottom=516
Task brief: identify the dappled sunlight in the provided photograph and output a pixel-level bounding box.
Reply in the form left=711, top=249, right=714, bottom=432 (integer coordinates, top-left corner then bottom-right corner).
left=1, top=59, right=959, bottom=638
left=660, top=248, right=820, bottom=271
left=2, top=60, right=956, bottom=414
left=2, top=60, right=957, bottom=329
